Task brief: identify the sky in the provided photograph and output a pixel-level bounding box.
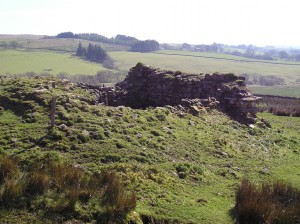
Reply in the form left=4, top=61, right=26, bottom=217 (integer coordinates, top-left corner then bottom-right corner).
left=0, top=0, right=299, bottom=47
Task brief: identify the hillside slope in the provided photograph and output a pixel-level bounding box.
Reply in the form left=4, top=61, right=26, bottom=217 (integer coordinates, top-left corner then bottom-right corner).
left=0, top=75, right=299, bottom=223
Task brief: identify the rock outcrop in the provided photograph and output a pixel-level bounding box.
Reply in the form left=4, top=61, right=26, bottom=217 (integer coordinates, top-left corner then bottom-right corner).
left=79, top=63, right=260, bottom=123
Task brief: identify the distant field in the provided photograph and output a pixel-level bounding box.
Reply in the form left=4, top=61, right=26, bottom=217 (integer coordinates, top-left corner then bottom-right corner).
left=110, top=50, right=300, bottom=84
left=0, top=50, right=107, bottom=75
left=0, top=35, right=129, bottom=52
left=25, top=38, right=129, bottom=52
left=0, top=34, right=43, bottom=40
left=249, top=85, right=300, bottom=98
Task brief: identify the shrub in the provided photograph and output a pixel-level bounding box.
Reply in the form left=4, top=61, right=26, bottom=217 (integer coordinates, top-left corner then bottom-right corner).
left=236, top=179, right=300, bottom=224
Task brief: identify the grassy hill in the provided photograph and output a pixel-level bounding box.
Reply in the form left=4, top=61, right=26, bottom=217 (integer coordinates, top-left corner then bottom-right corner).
left=0, top=35, right=129, bottom=52
left=0, top=76, right=299, bottom=223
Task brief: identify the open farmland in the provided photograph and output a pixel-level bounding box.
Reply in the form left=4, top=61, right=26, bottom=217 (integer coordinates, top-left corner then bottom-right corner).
left=0, top=35, right=129, bottom=52
left=249, top=85, right=300, bottom=97
left=111, top=50, right=300, bottom=84
left=0, top=50, right=107, bottom=75
left=25, top=38, right=130, bottom=52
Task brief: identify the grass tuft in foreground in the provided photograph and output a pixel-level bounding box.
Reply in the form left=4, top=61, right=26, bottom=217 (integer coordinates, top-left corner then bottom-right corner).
left=0, top=153, right=136, bottom=223
left=236, top=179, right=300, bottom=224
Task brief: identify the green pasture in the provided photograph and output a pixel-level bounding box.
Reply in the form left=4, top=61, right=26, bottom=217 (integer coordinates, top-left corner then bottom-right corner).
left=249, top=85, right=300, bottom=97
left=25, top=38, right=129, bottom=52
left=0, top=50, right=107, bottom=75
left=111, top=50, right=300, bottom=84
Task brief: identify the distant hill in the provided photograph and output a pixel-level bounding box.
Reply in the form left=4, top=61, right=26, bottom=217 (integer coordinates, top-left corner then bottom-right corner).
left=0, top=34, right=130, bottom=52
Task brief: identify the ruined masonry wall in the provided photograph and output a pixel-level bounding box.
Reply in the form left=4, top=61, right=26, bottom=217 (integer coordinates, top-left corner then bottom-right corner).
left=79, top=63, right=259, bottom=123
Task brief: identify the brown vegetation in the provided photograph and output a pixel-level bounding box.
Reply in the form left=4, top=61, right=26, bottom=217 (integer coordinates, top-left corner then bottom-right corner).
left=100, top=171, right=137, bottom=223
left=255, top=95, right=300, bottom=117
left=0, top=154, right=136, bottom=223
left=236, top=179, right=300, bottom=224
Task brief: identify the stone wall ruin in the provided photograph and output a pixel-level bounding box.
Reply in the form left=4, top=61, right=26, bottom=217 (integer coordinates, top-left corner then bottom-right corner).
left=79, top=63, right=260, bottom=123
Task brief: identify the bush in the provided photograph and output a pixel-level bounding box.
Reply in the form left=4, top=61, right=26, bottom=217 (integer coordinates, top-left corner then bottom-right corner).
left=236, top=179, right=300, bottom=224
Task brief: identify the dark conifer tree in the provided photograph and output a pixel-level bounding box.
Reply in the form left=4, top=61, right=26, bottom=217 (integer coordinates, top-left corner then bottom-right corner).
left=86, top=43, right=94, bottom=60
left=76, top=42, right=84, bottom=56
left=75, top=43, right=108, bottom=63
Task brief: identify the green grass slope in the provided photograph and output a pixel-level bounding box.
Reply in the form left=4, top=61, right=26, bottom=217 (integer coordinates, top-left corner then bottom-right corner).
left=0, top=76, right=299, bottom=223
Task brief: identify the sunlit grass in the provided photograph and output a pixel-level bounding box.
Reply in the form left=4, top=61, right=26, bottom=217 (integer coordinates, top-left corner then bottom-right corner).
left=0, top=50, right=107, bottom=75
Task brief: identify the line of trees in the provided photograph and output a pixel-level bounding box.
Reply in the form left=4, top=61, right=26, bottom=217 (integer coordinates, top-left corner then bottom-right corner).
left=229, top=45, right=300, bottom=61
left=57, top=32, right=160, bottom=52
left=76, top=43, right=107, bottom=62
left=56, top=32, right=79, bottom=38
left=56, top=32, right=139, bottom=46
left=130, top=40, right=160, bottom=52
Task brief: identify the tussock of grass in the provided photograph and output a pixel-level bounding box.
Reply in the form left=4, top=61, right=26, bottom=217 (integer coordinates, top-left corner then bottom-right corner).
left=99, top=171, right=137, bottom=223
left=26, top=171, right=50, bottom=195
left=0, top=156, right=19, bottom=183
left=236, top=179, right=300, bottom=224
left=0, top=176, right=24, bottom=207
left=0, top=154, right=136, bottom=223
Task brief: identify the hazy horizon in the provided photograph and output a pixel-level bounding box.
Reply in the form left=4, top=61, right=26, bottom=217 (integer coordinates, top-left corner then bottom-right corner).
left=1, top=0, right=299, bottom=47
